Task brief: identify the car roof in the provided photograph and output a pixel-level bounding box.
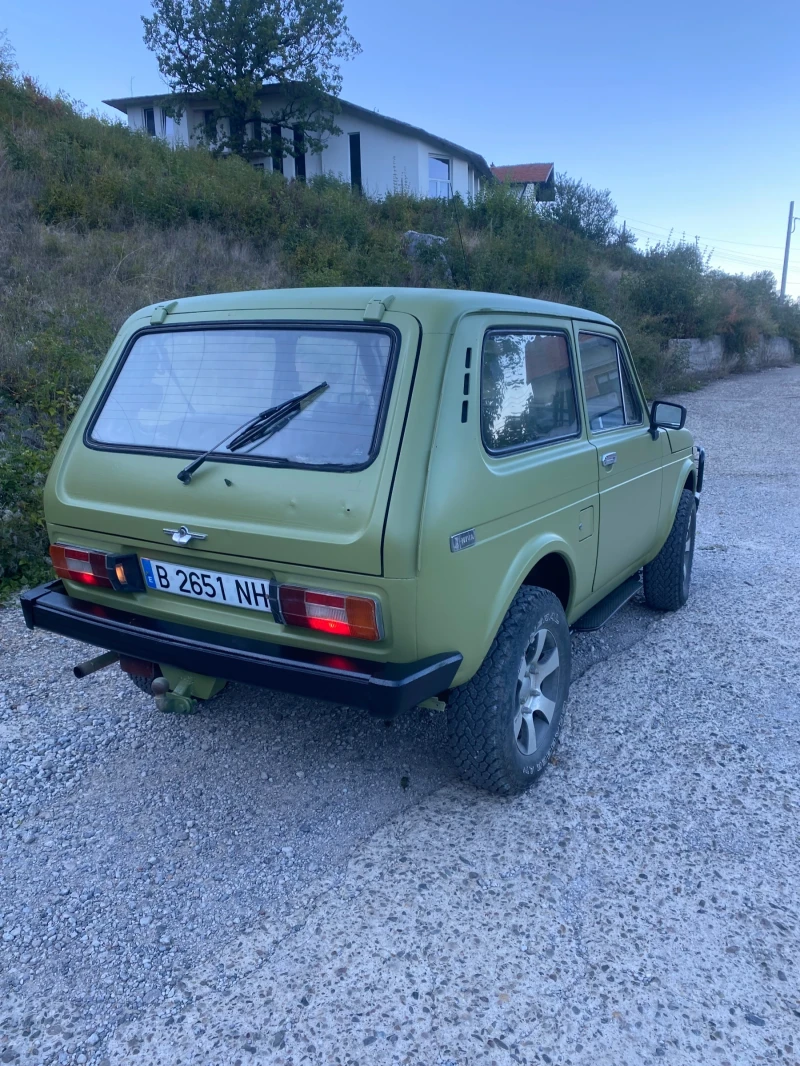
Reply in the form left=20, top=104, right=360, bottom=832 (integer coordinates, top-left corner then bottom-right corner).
left=135, top=287, right=616, bottom=329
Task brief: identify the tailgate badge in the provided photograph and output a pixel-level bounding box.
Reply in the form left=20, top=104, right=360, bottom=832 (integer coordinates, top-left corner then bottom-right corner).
left=163, top=525, right=208, bottom=546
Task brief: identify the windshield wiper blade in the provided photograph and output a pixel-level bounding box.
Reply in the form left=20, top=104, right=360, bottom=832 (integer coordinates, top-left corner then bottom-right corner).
left=176, top=382, right=328, bottom=484
left=227, top=381, right=328, bottom=452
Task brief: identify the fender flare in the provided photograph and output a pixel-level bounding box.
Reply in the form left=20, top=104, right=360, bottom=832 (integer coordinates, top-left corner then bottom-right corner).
left=669, top=456, right=698, bottom=519
left=650, top=456, right=697, bottom=560
left=485, top=532, right=577, bottom=649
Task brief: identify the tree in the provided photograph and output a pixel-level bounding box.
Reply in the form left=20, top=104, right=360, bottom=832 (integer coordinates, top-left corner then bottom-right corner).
left=538, top=173, right=620, bottom=245
left=142, top=0, right=360, bottom=160
left=0, top=30, right=17, bottom=80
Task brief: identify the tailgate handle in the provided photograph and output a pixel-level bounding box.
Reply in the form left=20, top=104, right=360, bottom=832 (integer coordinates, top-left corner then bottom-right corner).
left=163, top=526, right=208, bottom=545
left=601, top=451, right=617, bottom=469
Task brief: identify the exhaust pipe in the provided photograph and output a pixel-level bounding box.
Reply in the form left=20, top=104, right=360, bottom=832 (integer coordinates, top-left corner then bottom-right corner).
left=73, top=651, right=120, bottom=679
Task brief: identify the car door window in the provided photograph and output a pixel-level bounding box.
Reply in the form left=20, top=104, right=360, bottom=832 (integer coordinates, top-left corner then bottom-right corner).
left=619, top=353, right=643, bottom=424
left=578, top=332, right=640, bottom=431
left=481, top=330, right=579, bottom=452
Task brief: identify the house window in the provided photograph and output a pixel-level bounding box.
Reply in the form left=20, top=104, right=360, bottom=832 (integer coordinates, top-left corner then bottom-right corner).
left=251, top=116, right=262, bottom=145
left=201, top=109, right=216, bottom=140
left=252, top=162, right=264, bottom=171
left=349, top=133, right=362, bottom=192
left=160, top=109, right=175, bottom=140
left=271, top=125, right=283, bottom=175
left=143, top=108, right=156, bottom=137
left=294, top=127, right=306, bottom=181
left=429, top=156, right=451, bottom=198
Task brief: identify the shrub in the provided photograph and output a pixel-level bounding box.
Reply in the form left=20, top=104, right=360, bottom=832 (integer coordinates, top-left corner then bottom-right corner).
left=0, top=64, right=798, bottom=588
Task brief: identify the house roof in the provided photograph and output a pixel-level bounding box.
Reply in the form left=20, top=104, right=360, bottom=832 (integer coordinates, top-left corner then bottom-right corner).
left=102, top=86, right=494, bottom=180
left=491, top=163, right=554, bottom=185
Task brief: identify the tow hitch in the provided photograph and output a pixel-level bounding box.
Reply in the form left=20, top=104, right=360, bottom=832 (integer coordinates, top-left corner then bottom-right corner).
left=151, top=676, right=198, bottom=715
left=150, top=666, right=226, bottom=713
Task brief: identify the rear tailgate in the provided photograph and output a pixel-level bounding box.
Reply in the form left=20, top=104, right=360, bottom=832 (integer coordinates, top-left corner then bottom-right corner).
left=46, top=308, right=421, bottom=577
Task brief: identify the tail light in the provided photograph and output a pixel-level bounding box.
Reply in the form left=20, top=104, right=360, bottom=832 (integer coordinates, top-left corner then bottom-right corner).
left=278, top=585, right=383, bottom=641
left=49, top=545, right=144, bottom=592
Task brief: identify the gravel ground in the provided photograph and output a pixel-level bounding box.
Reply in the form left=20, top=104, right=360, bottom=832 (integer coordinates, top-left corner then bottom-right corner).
left=1, top=365, right=799, bottom=1066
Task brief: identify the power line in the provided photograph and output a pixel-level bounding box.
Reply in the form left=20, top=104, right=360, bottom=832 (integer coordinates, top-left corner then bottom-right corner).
left=625, top=224, right=792, bottom=270
left=624, top=225, right=800, bottom=283
left=626, top=224, right=782, bottom=263
left=622, top=215, right=785, bottom=251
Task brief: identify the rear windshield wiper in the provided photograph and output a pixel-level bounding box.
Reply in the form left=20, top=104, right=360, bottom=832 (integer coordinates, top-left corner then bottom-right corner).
left=177, top=381, right=328, bottom=483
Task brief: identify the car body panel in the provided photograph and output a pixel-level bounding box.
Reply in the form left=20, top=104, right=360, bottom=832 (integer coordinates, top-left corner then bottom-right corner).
left=412, top=312, right=599, bottom=683
left=37, top=287, right=699, bottom=697
left=47, top=306, right=422, bottom=577
left=573, top=322, right=665, bottom=590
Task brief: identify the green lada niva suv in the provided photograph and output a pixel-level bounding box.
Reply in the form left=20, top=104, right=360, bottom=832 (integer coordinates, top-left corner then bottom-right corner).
left=21, top=288, right=704, bottom=795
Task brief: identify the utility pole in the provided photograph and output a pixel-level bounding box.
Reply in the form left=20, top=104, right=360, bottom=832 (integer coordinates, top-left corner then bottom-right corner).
left=781, top=200, right=797, bottom=300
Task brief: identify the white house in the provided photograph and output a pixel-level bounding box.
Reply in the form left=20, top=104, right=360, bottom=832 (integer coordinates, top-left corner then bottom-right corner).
left=103, top=86, right=493, bottom=200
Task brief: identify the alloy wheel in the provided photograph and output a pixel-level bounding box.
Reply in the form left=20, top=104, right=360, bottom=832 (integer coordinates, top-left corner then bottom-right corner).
left=513, top=627, right=561, bottom=757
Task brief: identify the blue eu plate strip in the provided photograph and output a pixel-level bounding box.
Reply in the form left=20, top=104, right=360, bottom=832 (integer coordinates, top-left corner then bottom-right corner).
left=141, top=558, right=157, bottom=589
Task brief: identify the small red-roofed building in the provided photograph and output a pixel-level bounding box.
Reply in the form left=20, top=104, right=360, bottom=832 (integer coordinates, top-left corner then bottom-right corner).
left=490, top=163, right=556, bottom=201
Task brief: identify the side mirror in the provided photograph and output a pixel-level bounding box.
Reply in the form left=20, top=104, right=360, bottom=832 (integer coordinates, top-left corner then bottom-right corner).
left=649, top=400, right=687, bottom=439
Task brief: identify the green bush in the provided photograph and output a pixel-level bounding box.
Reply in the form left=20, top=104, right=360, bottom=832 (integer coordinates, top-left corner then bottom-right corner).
left=0, top=66, right=798, bottom=589
left=0, top=311, right=112, bottom=588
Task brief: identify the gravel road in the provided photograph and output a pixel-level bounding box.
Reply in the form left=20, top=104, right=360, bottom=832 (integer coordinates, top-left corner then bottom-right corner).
left=1, top=365, right=799, bottom=1066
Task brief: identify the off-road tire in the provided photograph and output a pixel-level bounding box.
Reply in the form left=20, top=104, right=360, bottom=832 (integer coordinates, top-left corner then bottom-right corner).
left=643, top=488, right=697, bottom=611
left=446, top=586, right=571, bottom=796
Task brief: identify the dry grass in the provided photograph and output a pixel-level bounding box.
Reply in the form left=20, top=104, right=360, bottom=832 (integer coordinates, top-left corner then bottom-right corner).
left=0, top=148, right=285, bottom=587
left=0, top=146, right=285, bottom=380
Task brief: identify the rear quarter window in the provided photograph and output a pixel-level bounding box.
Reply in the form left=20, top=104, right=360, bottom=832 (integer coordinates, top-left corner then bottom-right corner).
left=481, top=330, right=580, bottom=453
left=89, top=324, right=396, bottom=469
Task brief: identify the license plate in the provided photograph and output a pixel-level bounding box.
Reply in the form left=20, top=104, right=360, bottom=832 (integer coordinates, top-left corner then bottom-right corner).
left=141, top=558, right=273, bottom=614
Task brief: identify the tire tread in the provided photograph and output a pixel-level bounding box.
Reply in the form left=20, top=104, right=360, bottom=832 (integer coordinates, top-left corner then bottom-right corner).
left=643, top=489, right=695, bottom=611
left=446, top=586, right=568, bottom=795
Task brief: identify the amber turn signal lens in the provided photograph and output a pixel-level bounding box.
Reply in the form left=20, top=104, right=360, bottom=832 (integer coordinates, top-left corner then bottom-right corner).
left=278, top=585, right=383, bottom=641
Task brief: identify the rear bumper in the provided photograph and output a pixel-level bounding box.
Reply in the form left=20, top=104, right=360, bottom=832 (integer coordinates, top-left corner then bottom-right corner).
left=20, top=581, right=462, bottom=717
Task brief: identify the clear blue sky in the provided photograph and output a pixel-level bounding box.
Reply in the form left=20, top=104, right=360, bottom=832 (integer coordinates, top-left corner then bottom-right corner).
left=4, top=0, right=799, bottom=296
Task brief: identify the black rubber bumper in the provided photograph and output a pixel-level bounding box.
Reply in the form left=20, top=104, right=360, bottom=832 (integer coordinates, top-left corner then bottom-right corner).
left=20, top=581, right=462, bottom=717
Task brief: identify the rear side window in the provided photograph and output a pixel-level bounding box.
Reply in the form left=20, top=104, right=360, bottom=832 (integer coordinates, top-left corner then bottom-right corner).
left=578, top=332, right=642, bottom=431
left=90, top=325, right=395, bottom=469
left=481, top=330, right=580, bottom=453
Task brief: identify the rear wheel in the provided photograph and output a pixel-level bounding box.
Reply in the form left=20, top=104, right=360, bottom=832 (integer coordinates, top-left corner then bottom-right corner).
left=643, top=488, right=697, bottom=611
left=446, top=586, right=571, bottom=796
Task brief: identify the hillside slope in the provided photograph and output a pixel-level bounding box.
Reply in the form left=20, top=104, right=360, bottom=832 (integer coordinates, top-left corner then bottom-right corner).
left=1, top=71, right=798, bottom=587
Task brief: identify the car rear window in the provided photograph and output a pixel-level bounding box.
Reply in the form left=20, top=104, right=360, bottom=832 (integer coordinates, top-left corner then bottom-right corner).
left=90, top=325, right=395, bottom=468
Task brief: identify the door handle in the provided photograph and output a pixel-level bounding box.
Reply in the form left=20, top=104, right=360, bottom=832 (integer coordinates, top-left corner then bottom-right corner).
left=601, top=451, right=617, bottom=468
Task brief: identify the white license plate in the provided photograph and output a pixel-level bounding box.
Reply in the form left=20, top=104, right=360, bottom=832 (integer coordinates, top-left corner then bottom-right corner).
left=141, top=558, right=273, bottom=614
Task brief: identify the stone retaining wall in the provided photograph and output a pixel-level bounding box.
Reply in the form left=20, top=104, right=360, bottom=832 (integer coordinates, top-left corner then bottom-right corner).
left=668, top=334, right=794, bottom=375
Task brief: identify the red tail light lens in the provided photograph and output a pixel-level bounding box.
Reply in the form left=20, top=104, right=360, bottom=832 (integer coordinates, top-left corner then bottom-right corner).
left=278, top=585, right=383, bottom=641
left=50, top=544, right=114, bottom=588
